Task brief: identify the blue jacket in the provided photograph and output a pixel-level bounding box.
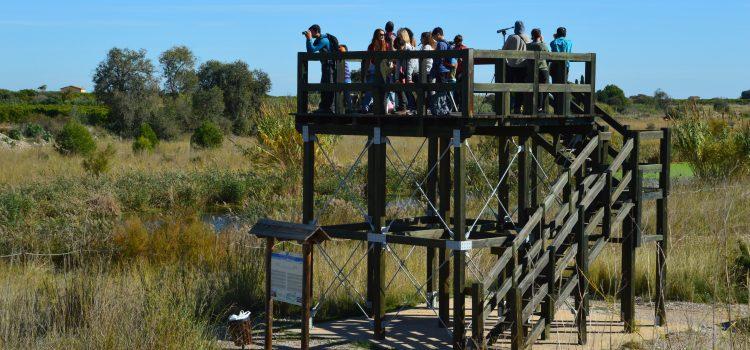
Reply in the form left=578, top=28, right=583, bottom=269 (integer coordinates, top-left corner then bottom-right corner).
left=307, top=34, right=331, bottom=53
left=431, top=40, right=456, bottom=77
left=550, top=37, right=572, bottom=53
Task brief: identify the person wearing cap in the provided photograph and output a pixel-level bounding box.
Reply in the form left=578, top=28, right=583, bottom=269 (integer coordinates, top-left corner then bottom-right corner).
left=304, top=24, right=334, bottom=113
left=527, top=28, right=550, bottom=113
left=501, top=20, right=531, bottom=114
left=549, top=27, right=572, bottom=114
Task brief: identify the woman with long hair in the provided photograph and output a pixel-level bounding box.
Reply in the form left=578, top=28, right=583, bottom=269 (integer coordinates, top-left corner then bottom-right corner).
left=361, top=28, right=391, bottom=113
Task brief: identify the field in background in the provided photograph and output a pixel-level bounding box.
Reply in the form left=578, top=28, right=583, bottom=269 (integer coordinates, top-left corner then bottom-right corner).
left=1, top=96, right=750, bottom=348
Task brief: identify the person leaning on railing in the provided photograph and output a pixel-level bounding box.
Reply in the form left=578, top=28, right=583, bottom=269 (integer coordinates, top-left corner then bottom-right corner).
left=502, top=20, right=531, bottom=114
left=429, top=27, right=457, bottom=116
left=304, top=24, right=334, bottom=114
left=527, top=28, right=550, bottom=114
left=452, top=35, right=468, bottom=112
left=394, top=30, right=418, bottom=115
left=549, top=27, right=572, bottom=114
left=360, top=28, right=392, bottom=113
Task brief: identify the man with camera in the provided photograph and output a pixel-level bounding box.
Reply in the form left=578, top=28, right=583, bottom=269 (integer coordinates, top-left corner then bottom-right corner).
left=304, top=24, right=334, bottom=113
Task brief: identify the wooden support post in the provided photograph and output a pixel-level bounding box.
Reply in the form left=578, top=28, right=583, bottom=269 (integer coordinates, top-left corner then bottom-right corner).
left=532, top=52, right=540, bottom=116
left=655, top=128, right=671, bottom=326
left=439, top=136, right=452, bottom=328
left=298, top=123, right=317, bottom=350
left=462, top=49, right=474, bottom=117
left=264, top=237, right=275, bottom=350
left=302, top=125, right=315, bottom=223
left=367, top=128, right=386, bottom=340
left=632, top=133, right=643, bottom=246
left=418, top=58, right=428, bottom=116
left=498, top=136, right=510, bottom=229
left=542, top=244, right=555, bottom=340
left=301, top=242, right=313, bottom=350
left=621, top=131, right=637, bottom=332
left=602, top=137, right=612, bottom=238
left=575, top=205, right=589, bottom=345
left=471, top=283, right=486, bottom=350
left=453, top=130, right=467, bottom=350
left=518, top=136, right=530, bottom=224
left=335, top=59, right=345, bottom=114
left=509, top=249, right=524, bottom=350
left=494, top=60, right=510, bottom=116
left=374, top=59, right=386, bottom=115
left=427, top=137, right=439, bottom=307
left=584, top=55, right=596, bottom=114
left=297, top=53, right=309, bottom=114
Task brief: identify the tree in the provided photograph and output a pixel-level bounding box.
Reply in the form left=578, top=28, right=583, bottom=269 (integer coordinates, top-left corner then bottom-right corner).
left=596, top=84, right=628, bottom=112
left=159, top=46, right=198, bottom=95
left=38, top=85, right=47, bottom=92
left=192, top=86, right=225, bottom=127
left=93, top=48, right=158, bottom=105
left=742, top=90, right=750, bottom=100
left=653, top=88, right=671, bottom=110
left=93, top=48, right=160, bottom=136
left=196, top=60, right=271, bottom=134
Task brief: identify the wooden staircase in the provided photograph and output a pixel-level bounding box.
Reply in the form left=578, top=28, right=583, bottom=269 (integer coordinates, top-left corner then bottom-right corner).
left=468, top=105, right=671, bottom=349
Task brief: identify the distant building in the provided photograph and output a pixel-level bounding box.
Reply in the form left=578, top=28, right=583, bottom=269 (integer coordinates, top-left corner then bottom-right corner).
left=60, top=85, right=86, bottom=93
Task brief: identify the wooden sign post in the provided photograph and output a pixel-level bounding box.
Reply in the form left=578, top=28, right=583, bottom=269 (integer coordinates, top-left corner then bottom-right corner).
left=250, top=219, right=330, bottom=350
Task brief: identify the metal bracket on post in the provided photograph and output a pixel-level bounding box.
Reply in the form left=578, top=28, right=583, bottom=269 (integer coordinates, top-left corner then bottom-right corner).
left=446, top=240, right=473, bottom=251
left=302, top=125, right=317, bottom=142
left=452, top=129, right=461, bottom=148
left=373, top=127, right=383, bottom=145
left=367, top=233, right=387, bottom=244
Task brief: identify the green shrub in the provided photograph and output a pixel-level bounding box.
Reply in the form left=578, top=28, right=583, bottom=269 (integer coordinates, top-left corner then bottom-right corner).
left=138, top=123, right=159, bottom=145
left=190, top=121, right=223, bottom=149
left=82, top=144, right=116, bottom=177
left=22, top=123, right=43, bottom=138
left=596, top=84, right=629, bottom=112
left=7, top=128, right=21, bottom=140
left=132, top=136, right=155, bottom=153
left=55, top=121, right=96, bottom=155
left=673, top=116, right=750, bottom=179
left=213, top=176, right=247, bottom=204
left=0, top=104, right=109, bottom=124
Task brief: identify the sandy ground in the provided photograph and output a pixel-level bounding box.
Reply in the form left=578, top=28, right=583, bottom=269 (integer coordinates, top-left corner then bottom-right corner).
left=219, top=299, right=750, bottom=349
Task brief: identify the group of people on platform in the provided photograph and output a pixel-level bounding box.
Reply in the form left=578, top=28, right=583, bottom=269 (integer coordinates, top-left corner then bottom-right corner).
left=303, top=20, right=573, bottom=116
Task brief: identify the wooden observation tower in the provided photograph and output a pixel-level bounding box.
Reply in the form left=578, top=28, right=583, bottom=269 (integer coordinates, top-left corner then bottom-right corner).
left=253, top=48, right=671, bottom=350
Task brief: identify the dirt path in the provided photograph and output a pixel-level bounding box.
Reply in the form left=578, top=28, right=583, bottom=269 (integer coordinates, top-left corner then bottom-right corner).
left=220, top=300, right=750, bottom=349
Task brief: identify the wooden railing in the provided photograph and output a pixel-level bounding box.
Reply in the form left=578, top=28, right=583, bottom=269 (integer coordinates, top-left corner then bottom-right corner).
left=297, top=49, right=596, bottom=117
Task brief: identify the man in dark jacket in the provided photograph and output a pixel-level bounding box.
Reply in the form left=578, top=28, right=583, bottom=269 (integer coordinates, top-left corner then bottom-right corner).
left=304, top=24, right=334, bottom=113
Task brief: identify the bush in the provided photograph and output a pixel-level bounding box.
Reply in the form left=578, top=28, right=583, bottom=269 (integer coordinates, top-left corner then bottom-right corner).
left=742, top=90, right=750, bottom=100
left=596, top=84, right=629, bottom=112
left=22, top=123, right=45, bottom=139
left=7, top=129, right=21, bottom=140
left=713, top=100, right=730, bottom=114
left=0, top=104, right=109, bottom=124
left=82, top=143, right=116, bottom=177
left=138, top=123, right=159, bottom=146
left=673, top=115, right=750, bottom=179
left=132, top=136, right=154, bottom=153
left=55, top=121, right=96, bottom=155
left=213, top=176, right=247, bottom=205
left=190, top=121, right=223, bottom=149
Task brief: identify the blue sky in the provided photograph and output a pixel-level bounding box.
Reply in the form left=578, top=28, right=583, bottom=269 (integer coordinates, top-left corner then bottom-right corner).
left=1, top=0, right=748, bottom=98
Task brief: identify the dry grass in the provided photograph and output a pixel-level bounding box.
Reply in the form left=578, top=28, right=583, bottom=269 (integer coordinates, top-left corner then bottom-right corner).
left=0, top=134, right=255, bottom=186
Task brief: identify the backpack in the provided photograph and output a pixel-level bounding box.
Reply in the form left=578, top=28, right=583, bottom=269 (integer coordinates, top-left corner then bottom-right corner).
left=325, top=33, right=340, bottom=53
